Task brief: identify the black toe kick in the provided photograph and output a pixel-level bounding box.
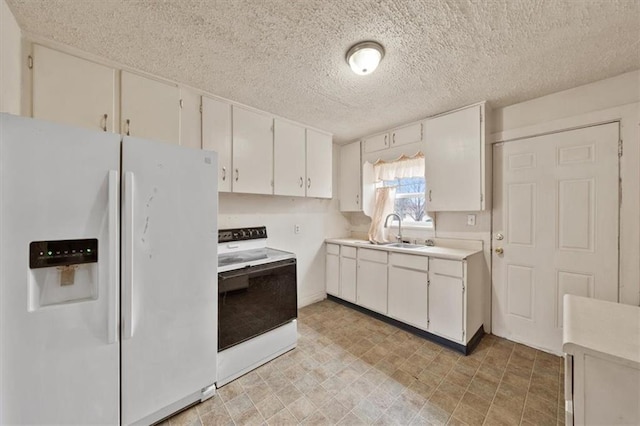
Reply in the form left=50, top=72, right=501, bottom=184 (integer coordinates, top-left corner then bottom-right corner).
left=327, top=295, right=484, bottom=355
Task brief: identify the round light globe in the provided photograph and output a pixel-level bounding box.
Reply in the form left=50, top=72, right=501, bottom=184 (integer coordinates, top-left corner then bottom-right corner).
left=346, top=41, right=385, bottom=76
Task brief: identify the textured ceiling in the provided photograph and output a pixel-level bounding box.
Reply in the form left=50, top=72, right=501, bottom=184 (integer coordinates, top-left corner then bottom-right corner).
left=6, top=0, right=640, bottom=143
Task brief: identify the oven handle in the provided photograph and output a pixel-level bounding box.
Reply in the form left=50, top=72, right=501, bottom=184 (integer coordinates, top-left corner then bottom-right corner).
left=218, top=258, right=296, bottom=280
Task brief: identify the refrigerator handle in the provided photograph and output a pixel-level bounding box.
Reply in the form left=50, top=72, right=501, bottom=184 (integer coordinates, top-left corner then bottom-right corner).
left=108, top=170, right=119, bottom=344
left=123, top=171, right=135, bottom=340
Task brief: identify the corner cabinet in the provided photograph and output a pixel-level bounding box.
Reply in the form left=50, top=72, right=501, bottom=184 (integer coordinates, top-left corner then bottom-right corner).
left=232, top=106, right=274, bottom=195
left=325, top=241, right=485, bottom=354
left=424, top=103, right=490, bottom=211
left=339, top=141, right=362, bottom=211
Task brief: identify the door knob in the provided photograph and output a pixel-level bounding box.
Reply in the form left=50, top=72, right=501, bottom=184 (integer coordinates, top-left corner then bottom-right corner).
left=495, top=247, right=504, bottom=254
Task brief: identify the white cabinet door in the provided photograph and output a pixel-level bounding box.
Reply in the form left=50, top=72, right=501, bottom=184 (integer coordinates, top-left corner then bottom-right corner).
left=326, top=251, right=340, bottom=296
left=32, top=44, right=117, bottom=133
left=363, top=132, right=389, bottom=153
left=306, top=129, right=333, bottom=198
left=339, top=141, right=361, bottom=211
left=391, top=122, right=422, bottom=147
left=202, top=97, right=232, bottom=192
left=340, top=256, right=357, bottom=303
left=179, top=88, right=201, bottom=150
left=357, top=259, right=388, bottom=314
left=232, top=106, right=273, bottom=195
left=424, top=104, right=484, bottom=211
left=388, top=266, right=429, bottom=330
left=121, top=71, right=180, bottom=145
left=428, top=272, right=464, bottom=342
left=274, top=119, right=306, bottom=197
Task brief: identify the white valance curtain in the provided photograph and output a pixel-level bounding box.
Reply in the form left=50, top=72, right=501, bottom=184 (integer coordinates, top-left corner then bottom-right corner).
left=373, top=152, right=424, bottom=181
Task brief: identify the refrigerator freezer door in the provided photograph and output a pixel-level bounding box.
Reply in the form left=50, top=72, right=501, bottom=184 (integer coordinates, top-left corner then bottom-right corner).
left=121, top=136, right=218, bottom=425
left=0, top=114, right=121, bottom=424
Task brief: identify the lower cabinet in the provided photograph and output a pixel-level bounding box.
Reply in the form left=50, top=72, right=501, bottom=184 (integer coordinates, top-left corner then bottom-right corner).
left=388, top=253, right=429, bottom=330
left=340, top=247, right=357, bottom=303
left=325, top=244, right=340, bottom=296
left=428, top=258, right=465, bottom=342
left=356, top=249, right=388, bottom=314
left=325, top=242, right=483, bottom=351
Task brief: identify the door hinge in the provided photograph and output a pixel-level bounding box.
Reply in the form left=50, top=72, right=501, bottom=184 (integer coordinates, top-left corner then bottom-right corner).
left=462, top=285, right=465, bottom=293
left=480, top=193, right=484, bottom=203
left=618, top=139, right=623, bottom=157
left=619, top=177, right=623, bottom=206
left=179, top=99, right=184, bottom=109
left=27, top=55, right=33, bottom=69
left=462, top=329, right=465, bottom=338
left=199, top=103, right=203, bottom=114
left=480, top=110, right=483, bottom=124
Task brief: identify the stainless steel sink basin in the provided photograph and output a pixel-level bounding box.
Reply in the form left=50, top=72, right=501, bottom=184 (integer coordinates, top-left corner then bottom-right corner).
left=385, top=242, right=426, bottom=249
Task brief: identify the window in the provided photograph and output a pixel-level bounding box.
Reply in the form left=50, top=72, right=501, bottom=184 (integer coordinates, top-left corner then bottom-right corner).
left=373, top=153, right=433, bottom=228
left=382, top=177, right=432, bottom=226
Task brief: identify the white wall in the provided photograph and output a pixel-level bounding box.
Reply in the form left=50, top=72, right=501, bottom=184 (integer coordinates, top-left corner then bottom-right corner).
left=0, top=0, right=21, bottom=114
left=219, top=146, right=350, bottom=307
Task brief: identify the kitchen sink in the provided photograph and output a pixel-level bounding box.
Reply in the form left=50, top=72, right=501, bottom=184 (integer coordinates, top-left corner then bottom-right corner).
left=384, top=242, right=427, bottom=249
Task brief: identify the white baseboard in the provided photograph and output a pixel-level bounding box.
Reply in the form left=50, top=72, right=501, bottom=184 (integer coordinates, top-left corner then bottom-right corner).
left=299, top=292, right=326, bottom=308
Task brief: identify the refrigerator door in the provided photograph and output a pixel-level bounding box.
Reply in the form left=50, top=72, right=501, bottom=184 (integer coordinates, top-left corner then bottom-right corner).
left=121, top=136, right=218, bottom=425
left=0, top=114, right=121, bottom=424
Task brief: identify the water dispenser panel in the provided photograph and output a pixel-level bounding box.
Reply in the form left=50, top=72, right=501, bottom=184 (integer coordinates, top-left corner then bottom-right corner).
left=29, top=239, right=98, bottom=269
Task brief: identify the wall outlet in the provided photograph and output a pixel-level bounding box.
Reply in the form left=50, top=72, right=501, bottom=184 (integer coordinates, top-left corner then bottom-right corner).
left=294, top=224, right=301, bottom=234
left=467, top=214, right=476, bottom=226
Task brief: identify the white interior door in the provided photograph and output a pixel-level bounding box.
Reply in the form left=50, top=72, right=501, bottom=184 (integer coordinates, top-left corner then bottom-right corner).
left=121, top=137, right=218, bottom=425
left=492, top=123, right=619, bottom=353
left=0, top=114, right=120, bottom=424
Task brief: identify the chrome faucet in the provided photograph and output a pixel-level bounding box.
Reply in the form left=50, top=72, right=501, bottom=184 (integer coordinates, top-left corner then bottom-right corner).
left=384, top=213, right=403, bottom=243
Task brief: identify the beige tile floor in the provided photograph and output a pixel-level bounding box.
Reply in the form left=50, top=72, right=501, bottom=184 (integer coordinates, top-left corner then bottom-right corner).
left=165, top=299, right=564, bottom=426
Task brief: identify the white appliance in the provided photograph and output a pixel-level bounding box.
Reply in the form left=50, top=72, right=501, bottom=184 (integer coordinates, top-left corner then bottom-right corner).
left=0, top=114, right=218, bottom=425
left=217, top=227, right=297, bottom=386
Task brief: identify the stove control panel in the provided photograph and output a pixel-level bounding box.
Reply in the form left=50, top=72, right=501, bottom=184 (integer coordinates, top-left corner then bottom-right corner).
left=218, top=226, right=267, bottom=243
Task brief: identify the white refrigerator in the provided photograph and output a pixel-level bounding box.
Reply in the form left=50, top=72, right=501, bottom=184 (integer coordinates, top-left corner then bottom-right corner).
left=0, top=114, right=218, bottom=425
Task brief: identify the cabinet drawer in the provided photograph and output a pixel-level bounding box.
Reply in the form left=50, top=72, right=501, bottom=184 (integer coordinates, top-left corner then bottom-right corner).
left=342, top=246, right=357, bottom=258
left=389, top=253, right=428, bottom=271
left=430, top=258, right=463, bottom=278
left=326, top=243, right=340, bottom=255
left=358, top=248, right=388, bottom=264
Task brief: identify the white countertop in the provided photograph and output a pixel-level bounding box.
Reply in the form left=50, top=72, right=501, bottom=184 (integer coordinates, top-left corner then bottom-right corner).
left=563, top=295, right=640, bottom=365
left=325, top=238, right=482, bottom=260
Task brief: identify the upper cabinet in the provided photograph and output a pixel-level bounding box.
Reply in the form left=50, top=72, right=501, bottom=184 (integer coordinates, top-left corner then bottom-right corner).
left=179, top=88, right=202, bottom=150
left=274, top=119, right=306, bottom=197
left=202, top=96, right=232, bottom=192
left=363, top=122, right=422, bottom=154
left=424, top=103, right=489, bottom=211
left=121, top=71, right=180, bottom=145
left=31, top=44, right=117, bottom=133
left=305, top=129, right=332, bottom=198
left=339, top=141, right=362, bottom=211
left=232, top=106, right=274, bottom=195
left=28, top=44, right=333, bottom=198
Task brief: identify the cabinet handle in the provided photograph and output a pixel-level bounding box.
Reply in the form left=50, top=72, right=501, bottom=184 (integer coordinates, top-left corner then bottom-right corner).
left=299, top=177, right=303, bottom=188
left=102, top=114, right=108, bottom=132
left=392, top=133, right=396, bottom=144
left=222, top=167, right=226, bottom=181
left=384, top=135, right=388, bottom=146
left=235, top=168, right=239, bottom=182
left=428, top=190, right=432, bottom=202
left=125, top=119, right=130, bottom=136
left=307, top=177, right=311, bottom=189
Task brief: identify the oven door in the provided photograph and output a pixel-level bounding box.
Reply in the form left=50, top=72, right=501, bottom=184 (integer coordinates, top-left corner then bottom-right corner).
left=218, top=258, right=297, bottom=352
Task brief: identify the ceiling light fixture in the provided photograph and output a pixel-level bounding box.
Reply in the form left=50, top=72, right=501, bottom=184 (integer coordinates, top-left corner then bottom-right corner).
left=346, top=41, right=385, bottom=76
